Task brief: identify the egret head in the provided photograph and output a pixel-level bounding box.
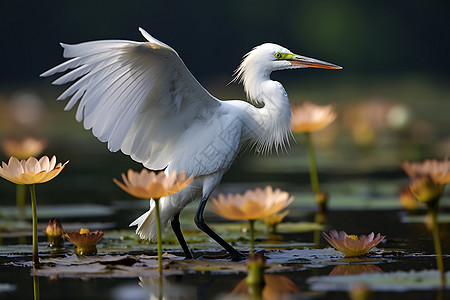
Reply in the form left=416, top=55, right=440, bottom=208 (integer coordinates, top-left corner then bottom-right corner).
left=235, top=43, right=341, bottom=79
left=234, top=43, right=341, bottom=103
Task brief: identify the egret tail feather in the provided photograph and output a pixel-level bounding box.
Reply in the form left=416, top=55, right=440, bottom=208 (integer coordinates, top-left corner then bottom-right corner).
left=129, top=198, right=179, bottom=241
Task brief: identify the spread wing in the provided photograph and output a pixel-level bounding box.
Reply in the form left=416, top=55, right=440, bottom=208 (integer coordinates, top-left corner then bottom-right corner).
left=41, top=28, right=221, bottom=170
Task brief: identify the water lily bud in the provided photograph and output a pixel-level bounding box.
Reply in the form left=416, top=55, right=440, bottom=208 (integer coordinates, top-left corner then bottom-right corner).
left=43, top=218, right=64, bottom=248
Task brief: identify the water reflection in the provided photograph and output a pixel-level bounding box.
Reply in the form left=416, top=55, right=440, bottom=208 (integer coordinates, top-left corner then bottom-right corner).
left=229, top=274, right=299, bottom=300
left=329, top=264, right=382, bottom=276
left=138, top=276, right=196, bottom=300
left=33, top=276, right=39, bottom=300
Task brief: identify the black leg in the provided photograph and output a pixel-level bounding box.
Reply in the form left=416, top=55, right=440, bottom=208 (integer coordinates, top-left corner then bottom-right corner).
left=171, top=213, right=193, bottom=259
left=194, top=197, right=246, bottom=261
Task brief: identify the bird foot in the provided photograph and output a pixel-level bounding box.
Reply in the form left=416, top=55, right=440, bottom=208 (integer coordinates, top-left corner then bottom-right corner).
left=230, top=250, right=247, bottom=261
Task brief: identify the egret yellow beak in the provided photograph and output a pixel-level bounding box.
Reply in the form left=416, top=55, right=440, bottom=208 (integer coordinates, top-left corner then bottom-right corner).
left=289, top=55, right=342, bottom=70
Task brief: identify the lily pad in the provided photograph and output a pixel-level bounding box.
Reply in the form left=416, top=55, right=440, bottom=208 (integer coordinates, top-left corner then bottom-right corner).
left=400, top=213, right=450, bottom=224
left=265, top=248, right=391, bottom=267
left=1, top=204, right=114, bottom=219
left=0, top=243, right=67, bottom=256
left=32, top=253, right=184, bottom=278
left=307, top=270, right=450, bottom=291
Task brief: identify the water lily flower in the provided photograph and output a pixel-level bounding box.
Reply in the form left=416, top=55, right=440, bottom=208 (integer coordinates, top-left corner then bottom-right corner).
left=113, top=169, right=193, bottom=274
left=0, top=156, right=68, bottom=185
left=1, top=137, right=48, bottom=219
left=1, top=137, right=48, bottom=160
left=322, top=230, right=385, bottom=258
left=0, top=155, right=68, bottom=265
left=291, top=101, right=337, bottom=133
left=113, top=169, right=193, bottom=199
left=44, top=218, right=64, bottom=248
left=401, top=158, right=450, bottom=286
left=401, top=159, right=450, bottom=185
left=401, top=159, right=450, bottom=206
left=291, top=102, right=337, bottom=212
left=210, top=186, right=294, bottom=254
left=210, top=186, right=294, bottom=221
left=65, top=228, right=105, bottom=255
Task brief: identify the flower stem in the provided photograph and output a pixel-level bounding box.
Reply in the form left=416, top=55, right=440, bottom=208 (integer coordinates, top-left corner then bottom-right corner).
left=16, top=184, right=26, bottom=220
left=305, top=132, right=321, bottom=197
left=428, top=205, right=446, bottom=287
left=33, top=276, right=40, bottom=300
left=29, top=184, right=39, bottom=266
left=249, top=219, right=255, bottom=256
left=154, top=197, right=162, bottom=275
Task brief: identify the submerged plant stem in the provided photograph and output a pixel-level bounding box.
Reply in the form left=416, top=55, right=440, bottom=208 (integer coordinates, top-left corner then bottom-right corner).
left=29, top=184, right=39, bottom=265
left=428, top=206, right=445, bottom=287
left=33, top=276, right=40, bottom=300
left=305, top=132, right=321, bottom=197
left=249, top=219, right=255, bottom=256
left=154, top=197, right=162, bottom=275
left=16, top=184, right=26, bottom=220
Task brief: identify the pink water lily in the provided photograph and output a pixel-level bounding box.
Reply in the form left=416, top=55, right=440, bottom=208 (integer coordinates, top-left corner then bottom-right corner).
left=322, top=230, right=385, bottom=257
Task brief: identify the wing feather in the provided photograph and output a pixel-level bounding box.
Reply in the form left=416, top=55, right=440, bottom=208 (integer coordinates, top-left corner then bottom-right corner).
left=41, top=28, right=221, bottom=171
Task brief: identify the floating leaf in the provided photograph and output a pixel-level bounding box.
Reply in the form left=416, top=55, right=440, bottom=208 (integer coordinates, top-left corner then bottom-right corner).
left=401, top=213, right=450, bottom=223
left=0, top=204, right=114, bottom=219
left=307, top=270, right=450, bottom=291
left=33, top=253, right=183, bottom=278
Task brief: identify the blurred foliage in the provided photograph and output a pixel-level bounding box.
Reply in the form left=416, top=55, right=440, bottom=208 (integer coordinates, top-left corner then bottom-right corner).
left=0, top=0, right=449, bottom=201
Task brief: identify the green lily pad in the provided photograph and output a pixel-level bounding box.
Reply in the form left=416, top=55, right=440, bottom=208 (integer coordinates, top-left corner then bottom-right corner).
left=265, top=248, right=390, bottom=267
left=33, top=253, right=184, bottom=278
left=401, top=213, right=450, bottom=223
left=1, top=204, right=114, bottom=219
left=0, top=243, right=67, bottom=256
left=307, top=270, right=450, bottom=291
left=0, top=219, right=30, bottom=233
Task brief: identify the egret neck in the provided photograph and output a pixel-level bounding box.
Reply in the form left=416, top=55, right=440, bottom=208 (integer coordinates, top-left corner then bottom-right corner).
left=239, top=70, right=292, bottom=154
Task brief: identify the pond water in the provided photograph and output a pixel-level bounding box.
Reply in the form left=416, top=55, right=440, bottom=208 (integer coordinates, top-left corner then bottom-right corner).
left=0, top=163, right=449, bottom=300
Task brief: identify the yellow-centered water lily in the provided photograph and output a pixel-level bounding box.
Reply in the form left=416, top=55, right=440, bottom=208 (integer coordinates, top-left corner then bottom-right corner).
left=65, top=228, right=106, bottom=255
left=0, top=155, right=68, bottom=266
left=0, top=156, right=68, bottom=185
left=322, top=230, right=385, bottom=258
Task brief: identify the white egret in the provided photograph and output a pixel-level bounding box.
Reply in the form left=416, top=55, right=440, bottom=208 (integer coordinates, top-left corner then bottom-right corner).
left=41, top=28, right=341, bottom=260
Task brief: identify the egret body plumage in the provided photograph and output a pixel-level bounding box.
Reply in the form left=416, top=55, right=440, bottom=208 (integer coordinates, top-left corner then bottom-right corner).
left=42, top=28, right=341, bottom=259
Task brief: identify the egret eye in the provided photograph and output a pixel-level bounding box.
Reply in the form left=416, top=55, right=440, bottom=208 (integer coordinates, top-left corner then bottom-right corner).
left=274, top=52, right=283, bottom=59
